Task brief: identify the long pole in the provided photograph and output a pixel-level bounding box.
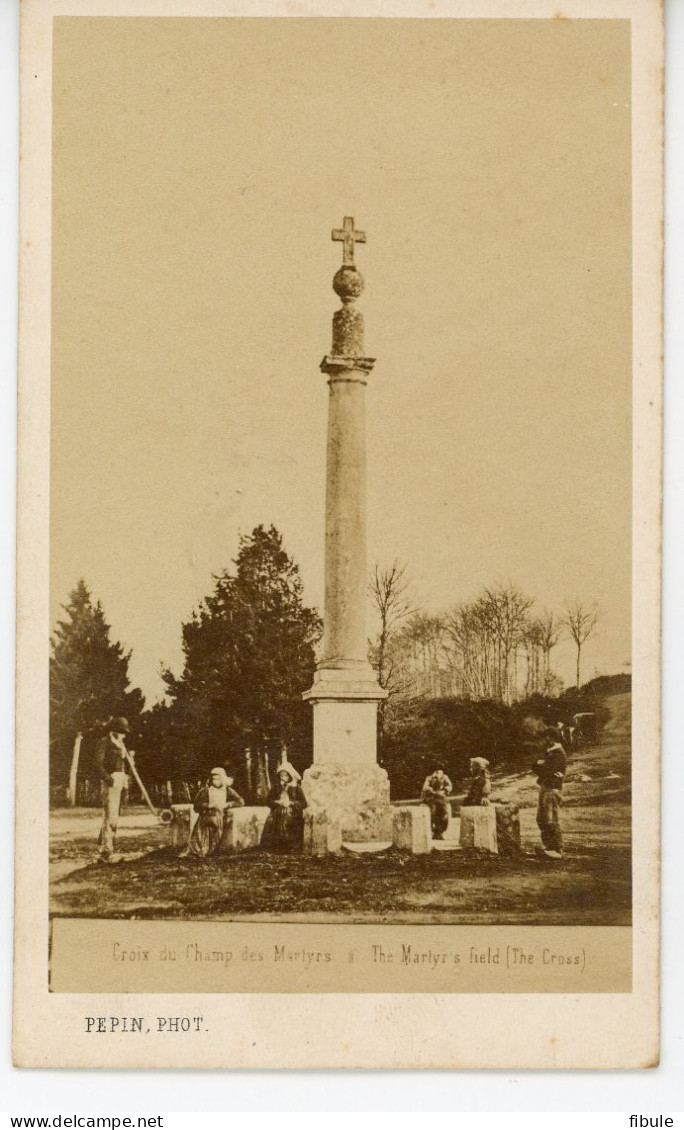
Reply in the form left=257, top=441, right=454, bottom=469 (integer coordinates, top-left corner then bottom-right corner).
left=123, top=747, right=158, bottom=818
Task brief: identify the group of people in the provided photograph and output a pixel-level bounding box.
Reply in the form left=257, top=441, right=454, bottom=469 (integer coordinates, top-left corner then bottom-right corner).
left=419, top=755, right=492, bottom=841
left=93, top=717, right=307, bottom=863
left=419, top=730, right=567, bottom=860
left=180, top=761, right=307, bottom=859
left=93, top=716, right=568, bottom=864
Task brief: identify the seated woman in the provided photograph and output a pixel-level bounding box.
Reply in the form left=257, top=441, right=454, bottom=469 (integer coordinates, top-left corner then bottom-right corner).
left=464, top=757, right=492, bottom=806
left=261, top=761, right=307, bottom=851
left=182, top=767, right=244, bottom=858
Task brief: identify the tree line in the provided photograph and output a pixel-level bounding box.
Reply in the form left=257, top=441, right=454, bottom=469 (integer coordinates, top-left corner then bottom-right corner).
left=370, top=563, right=599, bottom=709
left=50, top=527, right=599, bottom=803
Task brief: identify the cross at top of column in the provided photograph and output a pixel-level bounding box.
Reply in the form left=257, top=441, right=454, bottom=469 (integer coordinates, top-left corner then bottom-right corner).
left=332, top=216, right=366, bottom=266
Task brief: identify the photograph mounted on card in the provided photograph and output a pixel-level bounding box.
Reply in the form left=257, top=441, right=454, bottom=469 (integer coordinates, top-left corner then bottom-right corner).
left=14, top=0, right=662, bottom=1068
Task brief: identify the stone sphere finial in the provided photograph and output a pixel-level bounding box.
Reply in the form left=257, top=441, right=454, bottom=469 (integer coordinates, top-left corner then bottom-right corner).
left=333, top=265, right=364, bottom=304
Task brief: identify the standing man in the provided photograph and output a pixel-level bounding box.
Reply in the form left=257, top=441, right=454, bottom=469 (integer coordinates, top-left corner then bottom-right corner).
left=93, top=716, right=131, bottom=863
left=533, top=731, right=567, bottom=859
left=421, top=765, right=453, bottom=840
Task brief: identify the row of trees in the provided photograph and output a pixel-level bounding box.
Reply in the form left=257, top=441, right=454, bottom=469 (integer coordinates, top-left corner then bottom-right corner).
left=370, top=563, right=599, bottom=710
left=50, top=580, right=145, bottom=799
left=50, top=528, right=600, bottom=799
left=50, top=527, right=321, bottom=796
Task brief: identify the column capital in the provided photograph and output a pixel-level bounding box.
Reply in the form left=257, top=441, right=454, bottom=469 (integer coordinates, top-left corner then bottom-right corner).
left=303, top=664, right=388, bottom=703
left=320, top=355, right=376, bottom=384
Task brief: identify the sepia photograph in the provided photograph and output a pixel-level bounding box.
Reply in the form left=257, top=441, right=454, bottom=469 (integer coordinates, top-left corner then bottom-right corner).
left=48, top=16, right=632, bottom=932
left=13, top=0, right=662, bottom=1069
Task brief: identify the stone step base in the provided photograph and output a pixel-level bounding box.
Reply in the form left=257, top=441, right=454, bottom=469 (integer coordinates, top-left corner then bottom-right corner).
left=432, top=840, right=461, bottom=852
left=342, top=840, right=393, bottom=853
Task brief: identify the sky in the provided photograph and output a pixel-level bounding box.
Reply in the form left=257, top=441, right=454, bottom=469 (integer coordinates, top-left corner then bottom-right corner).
left=50, top=17, right=632, bottom=704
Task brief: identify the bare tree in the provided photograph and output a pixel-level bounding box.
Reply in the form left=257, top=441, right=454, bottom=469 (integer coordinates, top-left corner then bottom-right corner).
left=563, top=600, right=599, bottom=691
left=368, top=561, right=416, bottom=698
left=399, top=612, right=449, bottom=697
left=482, top=583, right=534, bottom=703
left=444, top=601, right=494, bottom=699
left=523, top=620, right=543, bottom=696
left=537, top=610, right=560, bottom=690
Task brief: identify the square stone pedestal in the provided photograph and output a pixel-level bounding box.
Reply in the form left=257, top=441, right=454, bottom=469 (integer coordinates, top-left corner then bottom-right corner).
left=459, top=805, right=498, bottom=853
left=392, top=805, right=432, bottom=854
left=303, top=665, right=390, bottom=850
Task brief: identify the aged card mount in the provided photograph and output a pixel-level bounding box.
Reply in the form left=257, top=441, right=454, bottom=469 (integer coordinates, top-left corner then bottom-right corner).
left=15, top=0, right=662, bottom=1069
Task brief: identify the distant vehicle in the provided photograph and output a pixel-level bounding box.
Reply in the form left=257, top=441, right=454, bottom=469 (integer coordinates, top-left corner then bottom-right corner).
left=573, top=712, right=598, bottom=743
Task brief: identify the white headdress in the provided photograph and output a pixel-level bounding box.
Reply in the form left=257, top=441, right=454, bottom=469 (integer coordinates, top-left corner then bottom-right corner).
left=276, top=746, right=301, bottom=784
left=209, top=767, right=230, bottom=786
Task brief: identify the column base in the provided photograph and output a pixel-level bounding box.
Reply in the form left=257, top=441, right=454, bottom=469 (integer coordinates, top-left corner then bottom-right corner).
left=302, top=762, right=392, bottom=844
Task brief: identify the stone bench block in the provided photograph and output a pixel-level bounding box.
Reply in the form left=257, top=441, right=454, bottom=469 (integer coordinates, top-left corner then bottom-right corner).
left=459, top=805, right=498, bottom=853
left=303, top=810, right=343, bottom=855
left=392, top=805, right=431, bottom=854
left=222, top=806, right=270, bottom=851
left=168, top=804, right=269, bottom=852
left=348, top=803, right=394, bottom=844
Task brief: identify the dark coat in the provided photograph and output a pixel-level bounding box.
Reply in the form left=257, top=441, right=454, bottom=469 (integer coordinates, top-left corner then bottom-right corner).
left=93, top=734, right=126, bottom=785
left=262, top=783, right=307, bottom=849
left=534, top=744, right=567, bottom=790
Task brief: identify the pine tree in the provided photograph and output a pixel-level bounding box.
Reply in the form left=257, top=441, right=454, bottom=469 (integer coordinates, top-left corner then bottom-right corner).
left=163, top=525, right=322, bottom=778
left=50, top=580, right=145, bottom=799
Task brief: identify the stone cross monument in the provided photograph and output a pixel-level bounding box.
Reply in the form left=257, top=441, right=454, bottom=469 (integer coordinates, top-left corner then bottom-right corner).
left=302, top=217, right=391, bottom=845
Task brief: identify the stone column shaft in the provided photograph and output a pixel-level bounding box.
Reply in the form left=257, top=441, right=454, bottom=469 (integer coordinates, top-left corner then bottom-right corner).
left=321, top=372, right=369, bottom=667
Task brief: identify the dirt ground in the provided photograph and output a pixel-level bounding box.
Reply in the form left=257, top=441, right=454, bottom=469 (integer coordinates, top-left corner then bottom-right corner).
left=49, top=693, right=632, bottom=925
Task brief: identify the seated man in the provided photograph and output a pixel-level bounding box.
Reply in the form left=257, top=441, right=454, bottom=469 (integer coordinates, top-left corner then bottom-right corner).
left=182, top=767, right=244, bottom=858
left=421, top=765, right=452, bottom=840
left=464, top=756, right=492, bottom=806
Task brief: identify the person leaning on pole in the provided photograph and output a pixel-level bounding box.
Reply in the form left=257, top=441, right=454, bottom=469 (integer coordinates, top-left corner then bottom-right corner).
left=93, top=716, right=132, bottom=863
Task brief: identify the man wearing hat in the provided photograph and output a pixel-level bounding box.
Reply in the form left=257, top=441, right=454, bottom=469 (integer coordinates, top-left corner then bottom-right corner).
left=93, top=716, right=132, bottom=862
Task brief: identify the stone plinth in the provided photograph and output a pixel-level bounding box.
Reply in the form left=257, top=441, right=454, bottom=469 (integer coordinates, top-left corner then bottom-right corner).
left=392, top=805, right=432, bottom=854
left=303, top=666, right=389, bottom=849
left=222, top=806, right=270, bottom=851
left=303, top=762, right=392, bottom=843
left=459, top=805, right=498, bottom=853
left=306, top=674, right=385, bottom=765
left=303, top=810, right=343, bottom=855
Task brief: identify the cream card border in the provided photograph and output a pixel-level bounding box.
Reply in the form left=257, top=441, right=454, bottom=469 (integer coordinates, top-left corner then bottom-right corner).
left=14, top=0, right=662, bottom=1069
